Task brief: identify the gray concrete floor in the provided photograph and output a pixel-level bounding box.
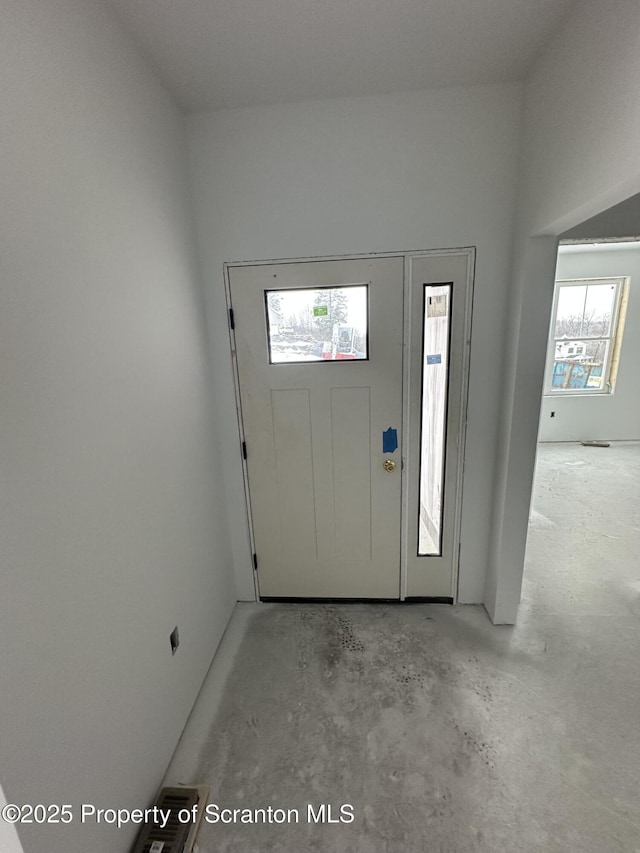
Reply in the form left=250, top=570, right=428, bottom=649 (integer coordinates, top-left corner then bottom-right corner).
left=167, top=442, right=640, bottom=852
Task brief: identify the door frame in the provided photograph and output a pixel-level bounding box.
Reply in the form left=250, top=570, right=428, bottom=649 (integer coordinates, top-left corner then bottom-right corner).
left=224, top=247, right=475, bottom=603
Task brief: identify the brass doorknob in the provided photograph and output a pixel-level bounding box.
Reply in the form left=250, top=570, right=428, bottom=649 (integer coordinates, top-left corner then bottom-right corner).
left=383, top=459, right=396, bottom=472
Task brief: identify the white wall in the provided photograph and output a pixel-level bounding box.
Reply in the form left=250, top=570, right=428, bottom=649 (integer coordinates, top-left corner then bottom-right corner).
left=539, top=244, right=640, bottom=442
left=0, top=1, right=236, bottom=851
left=187, top=83, right=523, bottom=604
left=518, top=0, right=640, bottom=238
left=487, top=0, right=640, bottom=623
left=0, top=785, right=25, bottom=853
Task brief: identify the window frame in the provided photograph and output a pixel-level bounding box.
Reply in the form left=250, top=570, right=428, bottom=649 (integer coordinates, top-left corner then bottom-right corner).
left=544, top=276, right=626, bottom=397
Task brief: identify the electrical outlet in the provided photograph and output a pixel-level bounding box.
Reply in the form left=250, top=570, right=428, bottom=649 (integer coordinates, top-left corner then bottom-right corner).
left=170, top=626, right=179, bottom=655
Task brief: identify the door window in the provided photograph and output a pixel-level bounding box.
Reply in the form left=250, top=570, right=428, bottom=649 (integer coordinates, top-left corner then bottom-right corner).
left=265, top=284, right=368, bottom=363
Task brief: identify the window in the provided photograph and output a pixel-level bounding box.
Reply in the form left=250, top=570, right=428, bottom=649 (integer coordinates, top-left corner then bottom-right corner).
left=265, top=284, right=368, bottom=364
left=545, top=277, right=628, bottom=395
left=418, top=284, right=451, bottom=556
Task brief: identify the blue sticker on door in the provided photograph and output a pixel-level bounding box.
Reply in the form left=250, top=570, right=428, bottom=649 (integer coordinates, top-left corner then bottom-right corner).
left=382, top=427, right=398, bottom=453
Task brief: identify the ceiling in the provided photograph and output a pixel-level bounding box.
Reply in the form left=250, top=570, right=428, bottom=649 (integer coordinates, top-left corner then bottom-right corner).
left=105, top=0, right=577, bottom=113
left=561, top=193, right=640, bottom=242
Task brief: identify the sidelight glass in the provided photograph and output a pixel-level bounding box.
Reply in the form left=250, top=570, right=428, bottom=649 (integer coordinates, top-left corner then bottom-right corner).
left=418, top=284, right=452, bottom=556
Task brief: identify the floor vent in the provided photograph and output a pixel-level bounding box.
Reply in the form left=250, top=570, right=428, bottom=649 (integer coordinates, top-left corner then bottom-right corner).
left=131, top=786, right=207, bottom=853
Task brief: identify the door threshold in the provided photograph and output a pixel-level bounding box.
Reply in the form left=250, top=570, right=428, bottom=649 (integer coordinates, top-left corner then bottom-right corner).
left=403, top=596, right=453, bottom=604
left=260, top=596, right=400, bottom=604
left=260, top=596, right=453, bottom=604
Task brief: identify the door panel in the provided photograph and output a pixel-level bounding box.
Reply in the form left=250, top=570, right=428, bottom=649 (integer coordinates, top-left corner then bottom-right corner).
left=271, top=388, right=317, bottom=560
left=330, top=386, right=372, bottom=560
left=229, top=257, right=404, bottom=598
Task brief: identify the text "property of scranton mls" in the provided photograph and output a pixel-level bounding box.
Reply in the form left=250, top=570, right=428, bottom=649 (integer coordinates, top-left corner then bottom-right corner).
left=206, top=804, right=355, bottom=824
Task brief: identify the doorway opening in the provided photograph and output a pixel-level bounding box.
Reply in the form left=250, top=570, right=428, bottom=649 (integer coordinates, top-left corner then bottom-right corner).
left=524, top=194, right=640, bottom=616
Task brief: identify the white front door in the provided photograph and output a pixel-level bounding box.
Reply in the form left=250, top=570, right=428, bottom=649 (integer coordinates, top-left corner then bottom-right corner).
left=227, top=251, right=473, bottom=600
left=228, top=257, right=404, bottom=598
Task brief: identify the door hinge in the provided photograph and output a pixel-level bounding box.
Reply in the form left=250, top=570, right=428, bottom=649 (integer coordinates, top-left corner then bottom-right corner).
left=253, top=553, right=258, bottom=571
left=242, top=440, right=247, bottom=460
left=228, top=307, right=235, bottom=330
